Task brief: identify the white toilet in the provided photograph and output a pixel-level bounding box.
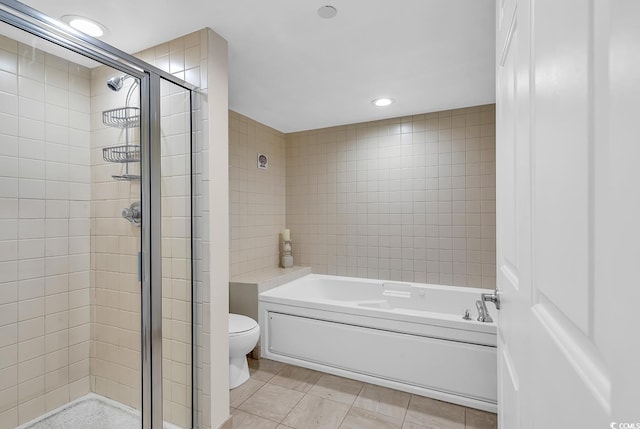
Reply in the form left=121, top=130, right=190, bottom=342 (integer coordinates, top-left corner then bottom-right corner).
left=228, top=313, right=260, bottom=389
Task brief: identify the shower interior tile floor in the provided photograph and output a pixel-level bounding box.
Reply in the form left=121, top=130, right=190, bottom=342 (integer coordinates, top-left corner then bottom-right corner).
left=16, top=394, right=181, bottom=429
left=230, top=358, right=497, bottom=429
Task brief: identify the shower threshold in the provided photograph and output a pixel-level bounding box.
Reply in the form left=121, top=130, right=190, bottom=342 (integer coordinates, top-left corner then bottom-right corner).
left=15, top=393, right=183, bottom=429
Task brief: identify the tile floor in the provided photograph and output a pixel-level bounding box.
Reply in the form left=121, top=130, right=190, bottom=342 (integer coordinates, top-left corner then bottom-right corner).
left=230, top=358, right=497, bottom=429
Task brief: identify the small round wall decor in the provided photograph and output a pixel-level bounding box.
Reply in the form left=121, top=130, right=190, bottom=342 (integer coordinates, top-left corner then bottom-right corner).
left=257, top=153, right=268, bottom=170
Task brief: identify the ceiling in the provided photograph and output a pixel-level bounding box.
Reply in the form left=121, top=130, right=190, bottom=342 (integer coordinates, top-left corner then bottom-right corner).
left=21, top=0, right=496, bottom=133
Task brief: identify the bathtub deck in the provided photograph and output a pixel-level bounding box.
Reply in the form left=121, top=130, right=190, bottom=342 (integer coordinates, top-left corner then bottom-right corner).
left=230, top=357, right=497, bottom=429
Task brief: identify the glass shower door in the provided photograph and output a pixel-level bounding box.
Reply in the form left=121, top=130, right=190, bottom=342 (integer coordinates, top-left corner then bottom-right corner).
left=0, top=3, right=201, bottom=428
left=0, top=20, right=145, bottom=429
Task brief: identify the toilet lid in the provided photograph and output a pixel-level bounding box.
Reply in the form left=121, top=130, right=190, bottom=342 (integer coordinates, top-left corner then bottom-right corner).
left=229, top=314, right=257, bottom=334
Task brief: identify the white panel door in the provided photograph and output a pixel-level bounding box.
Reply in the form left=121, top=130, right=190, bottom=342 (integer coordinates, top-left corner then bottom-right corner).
left=495, top=0, right=640, bottom=427
left=528, top=1, right=608, bottom=426
left=607, top=1, right=640, bottom=422
left=495, top=0, right=533, bottom=427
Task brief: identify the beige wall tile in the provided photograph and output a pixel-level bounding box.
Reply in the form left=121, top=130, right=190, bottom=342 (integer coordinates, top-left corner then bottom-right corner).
left=285, top=105, right=496, bottom=288
left=230, top=105, right=495, bottom=289
left=18, top=396, right=44, bottom=425
left=229, top=111, right=287, bottom=278
left=0, top=407, right=18, bottom=429
left=0, top=39, right=92, bottom=422
left=88, top=29, right=209, bottom=429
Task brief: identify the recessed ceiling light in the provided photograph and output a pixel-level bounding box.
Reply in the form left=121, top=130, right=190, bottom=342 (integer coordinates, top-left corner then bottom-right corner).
left=61, top=15, right=108, bottom=38
left=372, top=97, right=395, bottom=107
left=318, top=5, right=338, bottom=19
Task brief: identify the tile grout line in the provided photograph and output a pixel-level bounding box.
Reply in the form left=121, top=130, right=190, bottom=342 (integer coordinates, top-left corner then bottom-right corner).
left=274, top=365, right=359, bottom=429
left=277, top=387, right=308, bottom=427
left=233, top=365, right=280, bottom=419
left=236, top=358, right=285, bottom=409
left=231, top=378, right=265, bottom=409
left=464, top=406, right=467, bottom=429
left=335, top=405, right=349, bottom=429
left=239, top=361, right=308, bottom=426
left=305, top=378, right=365, bottom=407
left=399, top=394, right=410, bottom=429
left=341, top=381, right=367, bottom=428
left=334, top=381, right=365, bottom=429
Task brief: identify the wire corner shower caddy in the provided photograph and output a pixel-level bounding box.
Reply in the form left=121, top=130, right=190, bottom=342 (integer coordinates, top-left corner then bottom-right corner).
left=102, top=104, right=141, bottom=181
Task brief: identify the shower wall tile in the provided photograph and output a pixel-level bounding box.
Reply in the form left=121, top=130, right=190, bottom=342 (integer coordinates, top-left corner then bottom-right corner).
left=229, top=111, right=287, bottom=278
left=89, top=29, right=208, bottom=429
left=286, top=105, right=496, bottom=289
left=0, top=36, right=91, bottom=429
left=139, top=32, right=203, bottom=429
left=89, top=57, right=144, bottom=415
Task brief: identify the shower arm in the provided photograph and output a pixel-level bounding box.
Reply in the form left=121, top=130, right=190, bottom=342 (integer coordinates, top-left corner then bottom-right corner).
left=125, top=79, right=139, bottom=107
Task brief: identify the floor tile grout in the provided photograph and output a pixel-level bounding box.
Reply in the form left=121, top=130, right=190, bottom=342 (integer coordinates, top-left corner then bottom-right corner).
left=334, top=400, right=349, bottom=429
left=399, top=395, right=409, bottom=429
left=279, top=386, right=308, bottom=427
left=464, top=405, right=467, bottom=429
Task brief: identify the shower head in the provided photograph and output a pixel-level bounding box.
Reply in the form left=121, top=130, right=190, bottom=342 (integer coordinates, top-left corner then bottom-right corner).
left=107, top=74, right=139, bottom=108
left=107, top=74, right=130, bottom=92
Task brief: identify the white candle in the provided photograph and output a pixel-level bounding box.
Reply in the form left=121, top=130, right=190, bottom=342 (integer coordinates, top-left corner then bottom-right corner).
left=281, top=229, right=290, bottom=242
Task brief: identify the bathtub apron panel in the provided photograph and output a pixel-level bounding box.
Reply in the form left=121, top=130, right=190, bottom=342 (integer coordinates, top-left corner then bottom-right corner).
left=267, top=312, right=496, bottom=402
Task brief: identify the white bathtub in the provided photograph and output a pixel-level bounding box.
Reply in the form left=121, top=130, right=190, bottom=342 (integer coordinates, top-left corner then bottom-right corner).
left=258, top=274, right=497, bottom=412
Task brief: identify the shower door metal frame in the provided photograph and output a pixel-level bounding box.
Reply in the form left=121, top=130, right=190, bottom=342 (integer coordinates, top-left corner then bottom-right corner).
left=0, top=2, right=198, bottom=429
left=140, top=73, right=164, bottom=429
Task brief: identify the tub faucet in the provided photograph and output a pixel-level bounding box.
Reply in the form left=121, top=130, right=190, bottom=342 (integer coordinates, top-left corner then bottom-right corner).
left=476, top=300, right=493, bottom=323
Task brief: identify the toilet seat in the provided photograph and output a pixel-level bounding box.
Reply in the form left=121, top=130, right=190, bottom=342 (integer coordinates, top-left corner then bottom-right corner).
left=229, top=313, right=258, bottom=335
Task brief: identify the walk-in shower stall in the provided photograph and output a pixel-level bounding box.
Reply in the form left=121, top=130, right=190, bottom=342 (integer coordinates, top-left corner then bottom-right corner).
left=0, top=1, right=208, bottom=428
